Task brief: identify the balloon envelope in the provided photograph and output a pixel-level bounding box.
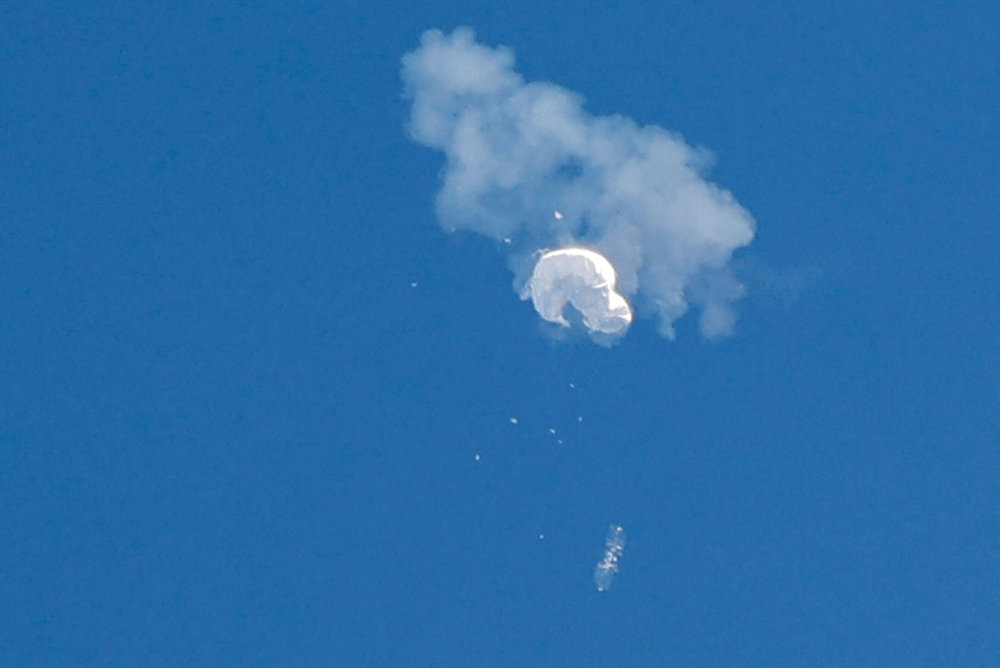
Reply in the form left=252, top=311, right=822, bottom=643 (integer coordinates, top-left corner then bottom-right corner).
left=524, top=247, right=633, bottom=335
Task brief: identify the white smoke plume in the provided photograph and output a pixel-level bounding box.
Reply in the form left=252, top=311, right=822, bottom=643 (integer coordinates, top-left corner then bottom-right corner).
left=401, top=28, right=755, bottom=339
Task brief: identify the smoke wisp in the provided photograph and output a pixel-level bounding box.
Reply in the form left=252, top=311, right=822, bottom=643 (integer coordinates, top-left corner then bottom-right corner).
left=401, top=28, right=756, bottom=339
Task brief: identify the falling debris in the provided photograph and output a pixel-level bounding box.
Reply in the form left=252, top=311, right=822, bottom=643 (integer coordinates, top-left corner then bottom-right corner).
left=569, top=383, right=576, bottom=389
left=474, top=453, right=481, bottom=462
left=509, top=417, right=519, bottom=425
left=410, top=282, right=419, bottom=288
left=577, top=416, right=583, bottom=423
left=538, top=533, right=545, bottom=540
left=554, top=210, right=564, bottom=220
left=549, top=428, right=557, bottom=434
left=594, top=525, right=626, bottom=592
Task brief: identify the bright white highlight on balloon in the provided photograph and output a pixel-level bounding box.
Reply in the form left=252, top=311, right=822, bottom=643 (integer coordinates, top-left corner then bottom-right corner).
left=522, top=247, right=633, bottom=336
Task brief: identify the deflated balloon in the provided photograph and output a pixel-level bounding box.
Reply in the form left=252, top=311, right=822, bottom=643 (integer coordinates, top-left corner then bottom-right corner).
left=522, top=248, right=633, bottom=335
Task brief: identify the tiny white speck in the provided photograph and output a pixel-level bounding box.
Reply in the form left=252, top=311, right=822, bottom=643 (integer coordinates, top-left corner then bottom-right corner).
left=509, top=417, right=519, bottom=424
left=503, top=237, right=512, bottom=244
left=474, top=453, right=481, bottom=461
left=557, top=439, right=563, bottom=444
left=569, top=383, right=576, bottom=389
left=549, top=428, right=557, bottom=434
left=410, top=282, right=418, bottom=288
left=554, top=210, right=564, bottom=220
left=577, top=416, right=583, bottom=423
left=538, top=533, right=545, bottom=540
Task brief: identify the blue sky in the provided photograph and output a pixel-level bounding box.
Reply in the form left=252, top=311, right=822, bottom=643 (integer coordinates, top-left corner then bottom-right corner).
left=2, top=2, right=998, bottom=664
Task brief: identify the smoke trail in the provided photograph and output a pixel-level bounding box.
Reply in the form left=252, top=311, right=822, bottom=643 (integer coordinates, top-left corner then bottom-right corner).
left=401, top=28, right=755, bottom=339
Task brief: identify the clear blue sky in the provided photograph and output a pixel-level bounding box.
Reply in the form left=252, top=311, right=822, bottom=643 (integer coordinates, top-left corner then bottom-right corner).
left=3, top=2, right=998, bottom=664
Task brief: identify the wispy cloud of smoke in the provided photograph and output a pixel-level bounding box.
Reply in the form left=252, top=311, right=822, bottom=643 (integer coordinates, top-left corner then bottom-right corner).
left=401, top=28, right=756, bottom=339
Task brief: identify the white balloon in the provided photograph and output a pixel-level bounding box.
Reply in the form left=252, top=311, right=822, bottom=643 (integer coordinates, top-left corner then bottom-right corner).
left=522, top=247, right=633, bottom=336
